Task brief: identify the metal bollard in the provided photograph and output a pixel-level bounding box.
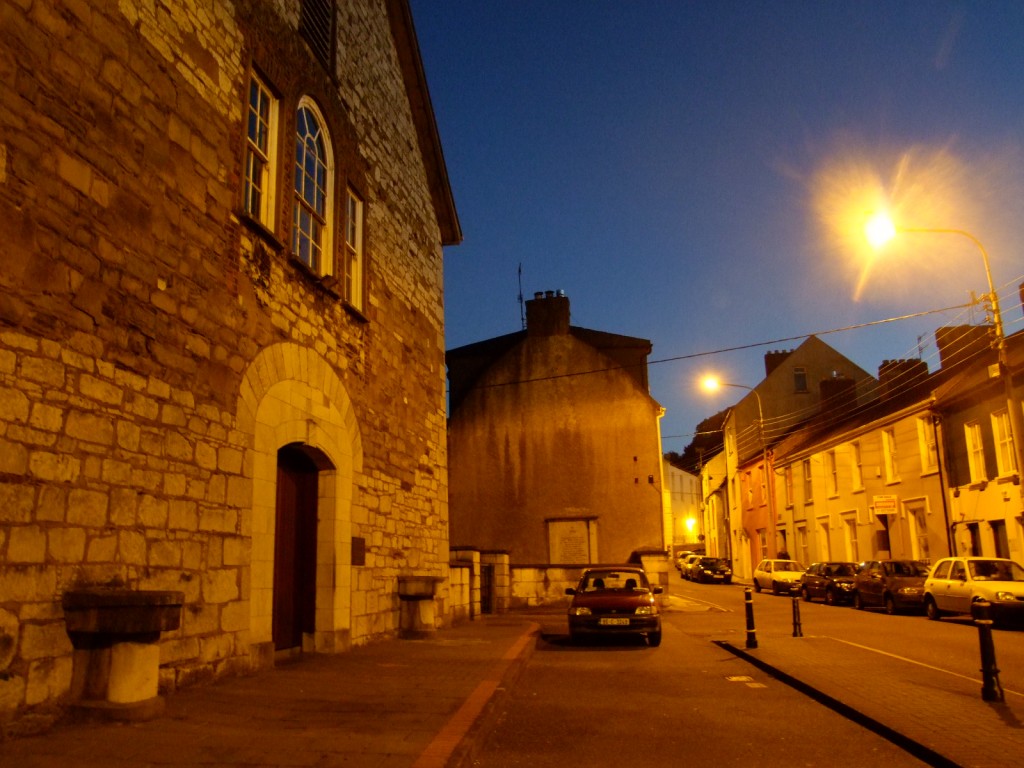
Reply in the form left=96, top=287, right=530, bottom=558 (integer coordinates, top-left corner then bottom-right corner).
left=744, top=588, right=758, bottom=649
left=791, top=594, right=803, bottom=637
left=974, top=600, right=1004, bottom=702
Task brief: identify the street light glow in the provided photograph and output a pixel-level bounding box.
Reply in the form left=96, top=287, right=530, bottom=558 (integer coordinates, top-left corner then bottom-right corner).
left=700, top=375, right=722, bottom=394
left=864, top=211, right=896, bottom=249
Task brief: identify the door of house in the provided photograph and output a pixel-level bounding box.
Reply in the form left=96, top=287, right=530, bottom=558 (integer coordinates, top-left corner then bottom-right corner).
left=273, top=445, right=319, bottom=650
left=479, top=564, right=494, bottom=615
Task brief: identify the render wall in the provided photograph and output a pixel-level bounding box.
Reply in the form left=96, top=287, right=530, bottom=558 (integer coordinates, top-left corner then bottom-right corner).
left=0, top=0, right=450, bottom=730
left=448, top=333, right=665, bottom=565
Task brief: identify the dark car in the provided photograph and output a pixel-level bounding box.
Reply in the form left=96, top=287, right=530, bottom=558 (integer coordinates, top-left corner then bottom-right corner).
left=800, top=561, right=857, bottom=605
left=689, top=557, right=733, bottom=584
left=565, top=567, right=663, bottom=646
left=853, top=559, right=930, bottom=614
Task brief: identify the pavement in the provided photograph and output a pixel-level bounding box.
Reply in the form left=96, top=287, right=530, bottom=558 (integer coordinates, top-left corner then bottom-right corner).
left=2, top=588, right=1023, bottom=768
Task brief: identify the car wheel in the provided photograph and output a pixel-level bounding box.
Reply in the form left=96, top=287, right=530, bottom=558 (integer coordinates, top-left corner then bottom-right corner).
left=648, top=630, right=662, bottom=648
left=824, top=589, right=835, bottom=606
left=853, top=592, right=864, bottom=610
left=925, top=596, right=943, bottom=621
left=753, top=579, right=762, bottom=593
left=884, top=594, right=897, bottom=615
left=801, top=586, right=811, bottom=602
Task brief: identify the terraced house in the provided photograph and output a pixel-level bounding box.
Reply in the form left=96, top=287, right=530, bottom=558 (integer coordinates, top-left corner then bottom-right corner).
left=0, top=0, right=460, bottom=732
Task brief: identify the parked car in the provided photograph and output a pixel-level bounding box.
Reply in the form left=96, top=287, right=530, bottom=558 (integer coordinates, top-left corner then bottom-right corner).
left=853, top=559, right=929, bottom=614
left=752, top=559, right=805, bottom=595
left=679, top=553, right=702, bottom=580
left=800, top=561, right=857, bottom=605
left=689, top=556, right=733, bottom=584
left=565, top=567, right=663, bottom=646
left=923, top=556, right=1024, bottom=625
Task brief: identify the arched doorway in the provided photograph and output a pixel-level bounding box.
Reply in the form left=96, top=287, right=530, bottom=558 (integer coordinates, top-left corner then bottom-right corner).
left=273, top=444, right=320, bottom=651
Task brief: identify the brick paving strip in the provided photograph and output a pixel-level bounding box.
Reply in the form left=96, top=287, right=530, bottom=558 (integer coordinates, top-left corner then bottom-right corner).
left=413, top=622, right=539, bottom=768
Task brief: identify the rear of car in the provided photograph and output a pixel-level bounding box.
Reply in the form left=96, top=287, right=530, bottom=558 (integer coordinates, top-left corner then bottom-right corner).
left=566, top=567, right=663, bottom=646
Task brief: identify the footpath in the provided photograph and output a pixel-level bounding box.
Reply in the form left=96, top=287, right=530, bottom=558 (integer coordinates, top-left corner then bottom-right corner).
left=2, top=592, right=1023, bottom=768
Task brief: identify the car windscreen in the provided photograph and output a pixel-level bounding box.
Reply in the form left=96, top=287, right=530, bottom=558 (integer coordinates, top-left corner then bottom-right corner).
left=582, top=572, right=648, bottom=591
left=830, top=564, right=855, bottom=577
left=775, top=561, right=804, bottom=572
left=700, top=558, right=726, bottom=568
left=891, top=561, right=929, bottom=577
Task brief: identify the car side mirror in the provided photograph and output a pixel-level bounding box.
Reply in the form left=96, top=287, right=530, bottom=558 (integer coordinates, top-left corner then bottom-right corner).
left=652, top=586, right=663, bottom=595
left=565, top=588, right=576, bottom=595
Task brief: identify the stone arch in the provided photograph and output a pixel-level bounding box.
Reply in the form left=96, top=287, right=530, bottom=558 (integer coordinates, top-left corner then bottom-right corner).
left=237, top=342, right=363, bottom=658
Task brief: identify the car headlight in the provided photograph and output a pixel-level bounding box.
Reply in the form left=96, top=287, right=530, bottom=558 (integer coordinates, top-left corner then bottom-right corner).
left=838, top=582, right=853, bottom=590
left=896, top=587, right=921, bottom=595
left=569, top=606, right=592, bottom=616
left=634, top=605, right=656, bottom=616
left=994, top=592, right=1017, bottom=602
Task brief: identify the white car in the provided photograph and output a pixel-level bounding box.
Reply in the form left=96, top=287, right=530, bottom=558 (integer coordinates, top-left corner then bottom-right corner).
left=923, top=556, right=1024, bottom=624
left=753, top=559, right=806, bottom=595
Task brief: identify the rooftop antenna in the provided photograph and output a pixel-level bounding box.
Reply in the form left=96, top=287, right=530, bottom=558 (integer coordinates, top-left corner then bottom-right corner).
left=517, top=263, right=525, bottom=329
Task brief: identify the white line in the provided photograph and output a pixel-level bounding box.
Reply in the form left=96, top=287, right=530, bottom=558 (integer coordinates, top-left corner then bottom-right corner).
left=825, top=636, right=1023, bottom=698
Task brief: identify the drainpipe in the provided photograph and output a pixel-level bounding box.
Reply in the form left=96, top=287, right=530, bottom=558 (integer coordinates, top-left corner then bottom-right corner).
left=931, top=411, right=954, bottom=557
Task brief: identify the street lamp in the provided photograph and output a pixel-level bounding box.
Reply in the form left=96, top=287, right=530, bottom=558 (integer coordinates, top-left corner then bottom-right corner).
left=864, top=213, right=1024, bottom=511
left=700, top=375, right=777, bottom=530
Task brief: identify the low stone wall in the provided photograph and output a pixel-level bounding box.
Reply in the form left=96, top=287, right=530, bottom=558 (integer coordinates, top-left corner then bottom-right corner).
left=509, top=554, right=671, bottom=609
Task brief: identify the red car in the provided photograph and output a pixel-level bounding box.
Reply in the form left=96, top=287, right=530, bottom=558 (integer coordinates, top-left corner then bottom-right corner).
left=565, top=567, right=663, bottom=647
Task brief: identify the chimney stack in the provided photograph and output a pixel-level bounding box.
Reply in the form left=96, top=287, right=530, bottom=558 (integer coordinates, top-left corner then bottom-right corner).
left=878, top=359, right=929, bottom=400
left=525, top=290, right=570, bottom=337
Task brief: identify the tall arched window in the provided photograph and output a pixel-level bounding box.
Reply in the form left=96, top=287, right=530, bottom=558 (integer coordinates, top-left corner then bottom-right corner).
left=293, top=99, right=333, bottom=274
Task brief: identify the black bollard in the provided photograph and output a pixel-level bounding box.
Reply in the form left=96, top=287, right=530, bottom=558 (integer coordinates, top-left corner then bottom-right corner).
left=744, top=587, right=758, bottom=649
left=974, top=600, right=1004, bottom=702
left=792, top=594, right=803, bottom=637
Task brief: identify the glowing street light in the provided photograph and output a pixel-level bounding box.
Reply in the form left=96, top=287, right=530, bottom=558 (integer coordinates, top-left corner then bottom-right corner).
left=863, top=212, right=1024, bottom=510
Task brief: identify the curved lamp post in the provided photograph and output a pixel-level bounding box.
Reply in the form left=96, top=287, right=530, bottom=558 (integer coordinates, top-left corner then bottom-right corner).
left=701, top=376, right=777, bottom=543
left=864, top=214, right=1024, bottom=512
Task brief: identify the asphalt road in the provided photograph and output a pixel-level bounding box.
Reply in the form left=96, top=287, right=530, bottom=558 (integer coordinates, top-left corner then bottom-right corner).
left=463, top=576, right=1009, bottom=767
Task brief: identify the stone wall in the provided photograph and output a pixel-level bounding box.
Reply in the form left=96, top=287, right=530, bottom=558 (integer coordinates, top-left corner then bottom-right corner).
left=0, top=0, right=452, bottom=733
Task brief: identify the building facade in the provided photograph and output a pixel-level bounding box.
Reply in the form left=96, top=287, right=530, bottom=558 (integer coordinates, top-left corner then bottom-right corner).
left=447, top=291, right=667, bottom=566
left=0, top=0, right=459, bottom=729
left=710, top=337, right=875, bottom=578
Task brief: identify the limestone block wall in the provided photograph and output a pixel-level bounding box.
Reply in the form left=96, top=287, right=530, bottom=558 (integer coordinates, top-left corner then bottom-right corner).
left=0, top=0, right=452, bottom=733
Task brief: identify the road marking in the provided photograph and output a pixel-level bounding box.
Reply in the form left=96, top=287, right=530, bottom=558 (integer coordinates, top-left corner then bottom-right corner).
left=827, top=636, right=1023, bottom=698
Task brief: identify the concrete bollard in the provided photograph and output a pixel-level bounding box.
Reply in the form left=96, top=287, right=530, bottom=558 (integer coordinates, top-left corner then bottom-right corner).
left=791, top=595, right=803, bottom=637
left=973, top=600, right=1004, bottom=702
left=744, top=588, right=758, bottom=649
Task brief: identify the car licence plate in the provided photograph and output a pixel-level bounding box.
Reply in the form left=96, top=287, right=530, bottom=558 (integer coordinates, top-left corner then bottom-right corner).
left=599, top=617, right=630, bottom=626
left=713, top=575, right=724, bottom=579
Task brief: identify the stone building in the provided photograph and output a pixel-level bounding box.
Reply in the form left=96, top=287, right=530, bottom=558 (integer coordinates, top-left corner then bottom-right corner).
left=446, top=291, right=667, bottom=567
left=0, top=0, right=459, bottom=730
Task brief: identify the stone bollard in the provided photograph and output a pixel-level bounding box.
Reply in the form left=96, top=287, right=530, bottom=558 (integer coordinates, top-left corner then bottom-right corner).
left=792, top=595, right=803, bottom=637
left=973, top=600, right=1004, bottom=702
left=744, top=588, right=758, bottom=649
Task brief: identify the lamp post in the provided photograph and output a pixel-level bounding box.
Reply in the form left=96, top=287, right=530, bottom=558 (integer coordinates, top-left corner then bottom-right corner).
left=865, top=215, right=1024, bottom=513
left=701, top=376, right=777, bottom=544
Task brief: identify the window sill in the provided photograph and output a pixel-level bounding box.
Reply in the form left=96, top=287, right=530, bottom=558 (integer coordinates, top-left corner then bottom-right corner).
left=995, top=473, right=1020, bottom=486
left=239, top=212, right=284, bottom=250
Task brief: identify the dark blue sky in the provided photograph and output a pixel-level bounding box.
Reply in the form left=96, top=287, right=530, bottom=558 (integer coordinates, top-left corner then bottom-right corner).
left=410, top=1, right=1024, bottom=449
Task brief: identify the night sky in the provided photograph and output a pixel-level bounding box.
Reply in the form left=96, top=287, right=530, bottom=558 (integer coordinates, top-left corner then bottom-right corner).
left=410, top=1, right=1024, bottom=449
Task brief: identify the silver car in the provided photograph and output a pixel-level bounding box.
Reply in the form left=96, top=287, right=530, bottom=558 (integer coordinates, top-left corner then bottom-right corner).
left=924, top=557, right=1024, bottom=624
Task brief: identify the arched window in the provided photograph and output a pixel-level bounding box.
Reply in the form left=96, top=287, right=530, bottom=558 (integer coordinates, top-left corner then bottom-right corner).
left=292, top=99, right=333, bottom=274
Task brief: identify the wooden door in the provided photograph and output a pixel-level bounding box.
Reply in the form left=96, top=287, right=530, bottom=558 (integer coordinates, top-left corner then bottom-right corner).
left=273, top=445, right=319, bottom=650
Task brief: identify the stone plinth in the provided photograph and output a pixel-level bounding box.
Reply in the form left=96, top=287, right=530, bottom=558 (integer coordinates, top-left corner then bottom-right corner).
left=397, top=576, right=443, bottom=639
left=63, top=589, right=184, bottom=721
